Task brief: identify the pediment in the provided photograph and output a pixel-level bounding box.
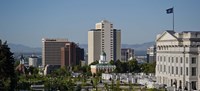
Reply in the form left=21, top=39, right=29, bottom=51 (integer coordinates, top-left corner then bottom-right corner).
left=157, top=31, right=178, bottom=41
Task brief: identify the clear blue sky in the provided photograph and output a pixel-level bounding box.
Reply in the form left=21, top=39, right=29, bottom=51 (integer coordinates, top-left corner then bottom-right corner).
left=0, top=0, right=200, bottom=47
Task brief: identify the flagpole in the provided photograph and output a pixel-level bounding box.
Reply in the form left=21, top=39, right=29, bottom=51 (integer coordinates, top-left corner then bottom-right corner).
left=173, top=7, right=174, bottom=31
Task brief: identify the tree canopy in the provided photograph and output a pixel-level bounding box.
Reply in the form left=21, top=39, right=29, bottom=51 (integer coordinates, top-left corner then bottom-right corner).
left=0, top=40, right=17, bottom=90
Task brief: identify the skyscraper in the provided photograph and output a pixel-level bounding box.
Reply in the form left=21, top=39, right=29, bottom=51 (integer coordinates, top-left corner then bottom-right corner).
left=88, top=20, right=121, bottom=65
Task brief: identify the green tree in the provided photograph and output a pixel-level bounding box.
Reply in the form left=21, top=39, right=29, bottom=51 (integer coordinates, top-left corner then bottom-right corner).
left=104, top=83, right=109, bottom=91
left=14, top=60, right=20, bottom=68
left=110, top=79, right=114, bottom=90
left=109, top=60, right=114, bottom=65
left=75, top=84, right=82, bottom=91
left=114, top=60, right=123, bottom=73
left=128, top=59, right=140, bottom=73
left=28, top=66, right=39, bottom=75
left=90, top=60, right=99, bottom=65
left=51, top=66, right=70, bottom=77
left=140, top=62, right=156, bottom=74
left=115, top=80, right=120, bottom=91
left=73, top=65, right=81, bottom=72
left=0, top=40, right=17, bottom=90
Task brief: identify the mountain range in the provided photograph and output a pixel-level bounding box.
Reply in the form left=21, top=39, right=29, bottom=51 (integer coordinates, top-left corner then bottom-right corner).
left=8, top=41, right=155, bottom=56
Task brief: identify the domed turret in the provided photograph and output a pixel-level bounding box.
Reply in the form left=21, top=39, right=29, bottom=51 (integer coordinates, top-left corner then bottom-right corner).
left=102, top=51, right=106, bottom=56
left=99, top=51, right=107, bottom=64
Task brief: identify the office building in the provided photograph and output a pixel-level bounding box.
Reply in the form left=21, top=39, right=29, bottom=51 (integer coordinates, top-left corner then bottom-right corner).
left=88, top=20, right=121, bottom=65
left=121, top=48, right=135, bottom=62
left=42, top=38, right=69, bottom=66
left=61, top=42, right=84, bottom=67
left=156, top=30, right=200, bottom=90
left=147, top=45, right=156, bottom=63
left=42, top=38, right=84, bottom=67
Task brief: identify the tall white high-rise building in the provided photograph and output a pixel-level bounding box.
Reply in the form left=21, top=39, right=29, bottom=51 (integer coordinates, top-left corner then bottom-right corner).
left=156, top=30, right=200, bottom=90
left=88, top=20, right=121, bottom=65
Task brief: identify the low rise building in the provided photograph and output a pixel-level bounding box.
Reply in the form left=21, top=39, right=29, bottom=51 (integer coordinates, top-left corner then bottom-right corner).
left=90, top=52, right=116, bottom=74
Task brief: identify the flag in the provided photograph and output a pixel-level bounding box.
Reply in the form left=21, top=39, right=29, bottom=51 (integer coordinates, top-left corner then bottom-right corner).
left=166, top=8, right=173, bottom=14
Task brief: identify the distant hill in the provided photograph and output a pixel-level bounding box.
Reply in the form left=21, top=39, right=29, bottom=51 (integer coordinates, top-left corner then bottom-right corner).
left=80, top=42, right=155, bottom=56
left=8, top=43, right=41, bottom=53
left=121, top=42, right=155, bottom=51
left=8, top=41, right=155, bottom=56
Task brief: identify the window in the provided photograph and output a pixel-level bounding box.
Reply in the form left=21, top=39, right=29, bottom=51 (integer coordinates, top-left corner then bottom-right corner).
left=172, top=57, right=174, bottom=63
left=176, top=67, right=178, bottom=75
left=176, top=57, right=178, bottom=63
left=186, top=57, right=188, bottom=63
left=172, top=67, right=174, bottom=74
left=168, top=57, right=170, bottom=62
left=164, top=56, right=166, bottom=62
left=180, top=57, right=183, bottom=63
left=168, top=66, right=170, bottom=74
left=192, top=67, right=196, bottom=76
left=186, top=67, right=188, bottom=76
left=191, top=81, right=197, bottom=90
left=164, top=65, right=166, bottom=72
left=192, top=57, right=196, bottom=64
left=160, top=65, right=162, bottom=72
left=180, top=67, right=182, bottom=75
left=160, top=56, right=162, bottom=62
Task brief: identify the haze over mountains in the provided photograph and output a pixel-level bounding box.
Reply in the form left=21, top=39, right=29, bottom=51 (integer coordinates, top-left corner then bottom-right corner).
left=8, top=42, right=155, bottom=56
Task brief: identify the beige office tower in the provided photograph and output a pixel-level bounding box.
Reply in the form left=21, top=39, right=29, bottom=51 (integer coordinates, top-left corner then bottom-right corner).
left=88, top=20, right=121, bottom=65
left=42, top=38, right=69, bottom=66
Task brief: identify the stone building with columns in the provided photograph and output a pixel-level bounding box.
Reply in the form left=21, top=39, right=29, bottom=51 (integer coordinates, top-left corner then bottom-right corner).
left=155, top=30, right=200, bottom=90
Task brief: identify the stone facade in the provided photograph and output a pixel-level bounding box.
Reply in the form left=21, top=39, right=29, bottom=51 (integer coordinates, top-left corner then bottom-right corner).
left=156, top=30, right=200, bottom=90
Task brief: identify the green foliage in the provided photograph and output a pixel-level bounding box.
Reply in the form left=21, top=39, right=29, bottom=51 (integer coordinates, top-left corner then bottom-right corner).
left=75, top=84, right=82, bottom=91
left=147, top=88, right=160, bottom=91
left=72, top=65, right=81, bottom=72
left=14, top=60, right=20, bottom=68
left=0, top=40, right=17, bottom=90
left=128, top=59, right=140, bottom=73
left=104, top=83, right=109, bottom=91
left=140, top=62, right=156, bottom=74
left=28, top=66, right=39, bottom=75
left=109, top=60, right=114, bottom=65
left=90, top=60, right=99, bottom=65
left=51, top=67, right=70, bottom=77
left=115, top=80, right=120, bottom=91
left=113, top=59, right=140, bottom=73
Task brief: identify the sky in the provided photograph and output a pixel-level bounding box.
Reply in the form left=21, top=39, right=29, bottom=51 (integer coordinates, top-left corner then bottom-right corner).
left=0, top=0, right=200, bottom=47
